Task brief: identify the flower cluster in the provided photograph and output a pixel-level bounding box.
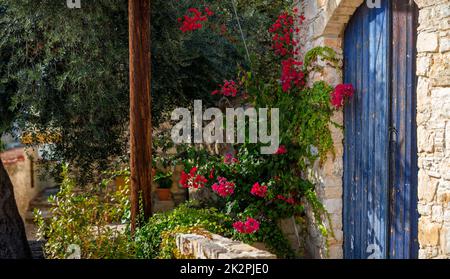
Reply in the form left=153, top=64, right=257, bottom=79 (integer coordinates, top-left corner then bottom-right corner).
left=277, top=195, right=295, bottom=205
left=269, top=10, right=306, bottom=92
left=280, top=58, right=305, bottom=92
left=178, top=7, right=214, bottom=33
left=212, top=177, right=235, bottom=197
left=223, top=153, right=239, bottom=164
left=331, top=84, right=355, bottom=109
left=212, top=80, right=239, bottom=97
left=269, top=12, right=296, bottom=56
left=233, top=217, right=260, bottom=234
left=274, top=145, right=287, bottom=155
left=250, top=182, right=268, bottom=198
left=180, top=167, right=208, bottom=189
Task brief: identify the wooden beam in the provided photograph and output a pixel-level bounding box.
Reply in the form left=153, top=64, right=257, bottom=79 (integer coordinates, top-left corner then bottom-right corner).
left=128, top=0, right=152, bottom=233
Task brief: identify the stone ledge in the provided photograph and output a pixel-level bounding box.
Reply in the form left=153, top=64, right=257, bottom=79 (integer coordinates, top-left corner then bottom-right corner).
left=176, top=233, right=277, bottom=259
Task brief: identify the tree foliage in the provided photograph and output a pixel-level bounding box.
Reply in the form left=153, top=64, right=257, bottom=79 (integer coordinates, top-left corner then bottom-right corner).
left=0, top=0, right=239, bottom=180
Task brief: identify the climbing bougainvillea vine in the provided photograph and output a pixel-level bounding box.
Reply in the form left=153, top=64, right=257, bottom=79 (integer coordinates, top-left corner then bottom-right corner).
left=331, top=83, right=355, bottom=109
left=212, top=80, right=239, bottom=97
left=178, top=7, right=214, bottom=32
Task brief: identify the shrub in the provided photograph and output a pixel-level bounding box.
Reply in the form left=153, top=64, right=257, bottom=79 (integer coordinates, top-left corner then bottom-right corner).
left=35, top=165, right=135, bottom=259
left=134, top=202, right=233, bottom=259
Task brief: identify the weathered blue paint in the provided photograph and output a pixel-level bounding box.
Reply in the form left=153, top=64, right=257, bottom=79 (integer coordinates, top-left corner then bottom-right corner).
left=343, top=0, right=418, bottom=259
left=389, top=0, right=419, bottom=259
left=343, top=0, right=390, bottom=259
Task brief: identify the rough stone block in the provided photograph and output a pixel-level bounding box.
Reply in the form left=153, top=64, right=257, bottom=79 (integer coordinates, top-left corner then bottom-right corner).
left=418, top=171, right=438, bottom=202
left=417, top=56, right=431, bottom=76
left=176, top=233, right=277, bottom=259
left=323, top=198, right=342, bottom=214
left=432, top=205, right=444, bottom=222
left=417, top=32, right=439, bottom=52
left=431, top=88, right=450, bottom=118
left=440, top=37, right=450, bottom=52
left=419, top=221, right=441, bottom=246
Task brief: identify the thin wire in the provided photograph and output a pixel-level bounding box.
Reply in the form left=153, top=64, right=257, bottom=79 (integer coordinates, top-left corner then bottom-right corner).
left=230, top=0, right=252, bottom=67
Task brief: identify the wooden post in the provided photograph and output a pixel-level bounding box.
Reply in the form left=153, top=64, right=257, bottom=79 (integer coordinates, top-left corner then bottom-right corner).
left=129, top=0, right=152, bottom=233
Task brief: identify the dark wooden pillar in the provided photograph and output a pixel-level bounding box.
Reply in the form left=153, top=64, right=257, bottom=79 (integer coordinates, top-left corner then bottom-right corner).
left=128, top=0, right=152, bottom=233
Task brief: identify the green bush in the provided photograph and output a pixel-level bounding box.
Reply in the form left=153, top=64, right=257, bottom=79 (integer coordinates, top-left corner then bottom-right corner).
left=134, top=202, right=233, bottom=259
left=35, top=165, right=135, bottom=259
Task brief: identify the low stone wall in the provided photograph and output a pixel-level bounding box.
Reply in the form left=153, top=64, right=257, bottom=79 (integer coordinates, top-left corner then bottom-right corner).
left=0, top=147, right=52, bottom=220
left=176, top=233, right=277, bottom=259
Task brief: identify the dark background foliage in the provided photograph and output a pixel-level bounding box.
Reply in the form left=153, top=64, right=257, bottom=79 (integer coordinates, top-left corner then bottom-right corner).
left=0, top=0, right=291, bottom=181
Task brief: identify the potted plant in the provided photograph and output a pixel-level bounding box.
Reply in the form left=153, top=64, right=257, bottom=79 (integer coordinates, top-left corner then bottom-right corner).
left=154, top=170, right=173, bottom=201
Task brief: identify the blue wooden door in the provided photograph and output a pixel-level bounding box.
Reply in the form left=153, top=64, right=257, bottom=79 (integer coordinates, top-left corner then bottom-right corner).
left=343, top=0, right=418, bottom=259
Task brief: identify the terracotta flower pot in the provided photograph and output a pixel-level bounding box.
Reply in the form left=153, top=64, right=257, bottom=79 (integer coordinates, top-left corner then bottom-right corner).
left=157, top=188, right=171, bottom=201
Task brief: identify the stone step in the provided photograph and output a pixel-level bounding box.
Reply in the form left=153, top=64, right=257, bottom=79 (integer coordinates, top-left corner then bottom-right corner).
left=27, top=186, right=59, bottom=214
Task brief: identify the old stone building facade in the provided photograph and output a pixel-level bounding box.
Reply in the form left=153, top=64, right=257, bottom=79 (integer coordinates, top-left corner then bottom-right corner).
left=296, top=0, right=450, bottom=259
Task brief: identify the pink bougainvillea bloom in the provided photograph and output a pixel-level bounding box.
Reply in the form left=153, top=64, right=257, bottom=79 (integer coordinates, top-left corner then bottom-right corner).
left=331, top=84, right=355, bottom=109
left=223, top=153, right=239, bottom=164
left=269, top=11, right=303, bottom=57
left=233, top=221, right=246, bottom=233
left=180, top=166, right=208, bottom=189
left=244, top=217, right=260, bottom=233
left=280, top=58, right=305, bottom=92
left=251, top=182, right=268, bottom=198
left=274, top=145, right=287, bottom=155
left=212, top=177, right=235, bottom=197
left=277, top=194, right=296, bottom=205
left=212, top=80, right=239, bottom=97
left=179, top=7, right=213, bottom=32
left=233, top=217, right=260, bottom=234
left=204, top=7, right=214, bottom=16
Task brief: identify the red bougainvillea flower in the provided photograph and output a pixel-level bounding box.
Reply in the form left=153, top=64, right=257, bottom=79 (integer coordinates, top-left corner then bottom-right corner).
left=233, top=221, right=246, bottom=233
left=180, top=166, right=208, bottom=189
left=251, top=182, right=268, bottom=198
left=331, top=84, right=355, bottom=109
left=233, top=217, right=260, bottom=234
left=269, top=10, right=305, bottom=57
left=212, top=80, right=239, bottom=97
left=178, top=7, right=214, bottom=32
left=245, top=217, right=260, bottom=233
left=280, top=58, right=305, bottom=92
left=269, top=12, right=296, bottom=57
left=204, top=7, right=214, bottom=16
left=209, top=168, right=215, bottom=179
left=223, top=153, right=239, bottom=164
left=212, top=177, right=235, bottom=197
left=277, top=194, right=295, bottom=205
left=274, top=145, right=287, bottom=155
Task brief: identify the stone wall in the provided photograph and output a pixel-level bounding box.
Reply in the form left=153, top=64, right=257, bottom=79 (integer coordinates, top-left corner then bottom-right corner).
left=295, top=0, right=450, bottom=259
left=415, top=0, right=450, bottom=259
left=176, top=233, right=276, bottom=259
left=294, top=0, right=365, bottom=259
left=0, top=147, right=50, bottom=220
